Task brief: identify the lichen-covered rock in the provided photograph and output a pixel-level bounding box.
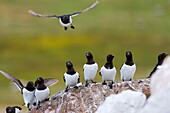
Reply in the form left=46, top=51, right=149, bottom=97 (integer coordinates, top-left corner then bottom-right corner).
left=30, top=79, right=150, bottom=113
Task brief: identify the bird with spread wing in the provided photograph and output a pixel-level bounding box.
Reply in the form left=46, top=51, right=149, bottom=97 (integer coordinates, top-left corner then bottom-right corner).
left=0, top=70, right=58, bottom=110
left=28, top=0, right=99, bottom=30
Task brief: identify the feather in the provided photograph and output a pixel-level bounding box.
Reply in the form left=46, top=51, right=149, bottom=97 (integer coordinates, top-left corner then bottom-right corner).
left=70, top=0, right=99, bottom=17
left=28, top=0, right=99, bottom=18
left=28, top=10, right=59, bottom=18
left=0, top=70, right=24, bottom=91
left=44, top=78, right=58, bottom=87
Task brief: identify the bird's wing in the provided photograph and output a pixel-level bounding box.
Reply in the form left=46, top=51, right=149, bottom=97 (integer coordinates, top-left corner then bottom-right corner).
left=44, top=78, right=58, bottom=87
left=70, top=0, right=99, bottom=17
left=0, top=70, right=24, bottom=91
left=14, top=106, right=22, bottom=110
left=63, top=75, right=66, bottom=82
left=28, top=10, right=59, bottom=18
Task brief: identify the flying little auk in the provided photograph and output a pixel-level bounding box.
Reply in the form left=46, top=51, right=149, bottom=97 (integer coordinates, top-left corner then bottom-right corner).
left=0, top=70, right=58, bottom=110
left=0, top=70, right=36, bottom=110
left=99, top=54, right=116, bottom=89
left=28, top=0, right=99, bottom=30
left=6, top=106, right=22, bottom=113
left=83, top=52, right=98, bottom=87
left=120, top=51, right=136, bottom=81
left=147, top=53, right=168, bottom=78
left=63, top=61, right=80, bottom=92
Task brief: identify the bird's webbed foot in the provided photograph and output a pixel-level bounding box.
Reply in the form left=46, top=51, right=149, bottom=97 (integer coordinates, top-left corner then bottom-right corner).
left=65, top=86, right=69, bottom=92
left=102, top=81, right=107, bottom=85
left=64, top=27, right=68, bottom=30
left=36, top=101, right=41, bottom=109
left=85, top=80, right=89, bottom=87
left=71, top=25, right=75, bottom=29
left=109, top=81, right=114, bottom=89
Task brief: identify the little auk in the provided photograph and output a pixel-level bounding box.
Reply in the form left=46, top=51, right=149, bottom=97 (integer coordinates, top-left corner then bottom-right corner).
left=99, top=54, right=116, bottom=89
left=6, top=106, right=22, bottom=113
left=28, top=0, right=99, bottom=30
left=120, top=51, right=136, bottom=81
left=147, top=53, right=168, bottom=78
left=35, top=77, right=57, bottom=109
left=0, top=70, right=36, bottom=110
left=63, top=61, right=80, bottom=92
left=83, top=52, right=98, bottom=87
left=0, top=70, right=58, bottom=110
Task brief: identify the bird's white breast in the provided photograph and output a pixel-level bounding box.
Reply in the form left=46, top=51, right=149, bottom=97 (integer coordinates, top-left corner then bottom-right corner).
left=64, top=72, right=79, bottom=86
left=22, top=88, right=35, bottom=106
left=59, top=17, right=72, bottom=27
left=35, top=87, right=50, bottom=102
left=100, top=66, right=116, bottom=81
left=15, top=108, right=21, bottom=113
left=157, top=65, right=162, bottom=70
left=83, top=63, right=98, bottom=81
left=120, top=63, right=136, bottom=81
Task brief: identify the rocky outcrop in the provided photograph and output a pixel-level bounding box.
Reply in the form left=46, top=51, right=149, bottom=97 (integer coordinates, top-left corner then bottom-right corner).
left=96, top=56, right=170, bottom=113
left=30, top=79, right=150, bottom=113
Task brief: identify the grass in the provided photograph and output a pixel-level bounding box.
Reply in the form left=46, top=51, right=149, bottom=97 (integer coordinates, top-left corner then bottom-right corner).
left=0, top=0, right=170, bottom=111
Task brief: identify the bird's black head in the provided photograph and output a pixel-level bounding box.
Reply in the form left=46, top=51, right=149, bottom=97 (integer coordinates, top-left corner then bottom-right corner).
left=158, top=53, right=168, bottom=65
left=66, top=61, right=73, bottom=69
left=85, top=52, right=95, bottom=64
left=6, top=106, right=14, bottom=113
left=107, top=54, right=114, bottom=62
left=126, top=51, right=133, bottom=60
left=125, top=51, right=134, bottom=65
left=36, top=77, right=44, bottom=84
left=61, top=15, right=70, bottom=24
left=86, top=52, right=93, bottom=60
left=66, top=61, right=76, bottom=75
left=26, top=81, right=35, bottom=91
left=27, top=81, right=34, bottom=87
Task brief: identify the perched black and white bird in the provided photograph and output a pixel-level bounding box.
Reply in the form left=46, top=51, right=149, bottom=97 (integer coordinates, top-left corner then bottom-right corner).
left=28, top=0, right=99, bottom=30
left=0, top=70, right=36, bottom=110
left=6, top=106, right=22, bottom=113
left=83, top=52, right=98, bottom=87
left=99, top=54, right=116, bottom=89
left=147, top=53, right=168, bottom=78
left=35, top=77, right=51, bottom=109
left=120, top=51, right=136, bottom=81
left=0, top=70, right=58, bottom=110
left=63, top=61, right=80, bottom=92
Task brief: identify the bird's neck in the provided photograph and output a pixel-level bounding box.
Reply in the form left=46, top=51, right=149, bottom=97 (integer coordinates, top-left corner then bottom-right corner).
left=125, top=58, right=134, bottom=66
left=25, top=86, right=35, bottom=91
left=67, top=68, right=76, bottom=75
left=37, top=84, right=47, bottom=90
left=104, top=61, right=113, bottom=69
left=86, top=59, right=95, bottom=64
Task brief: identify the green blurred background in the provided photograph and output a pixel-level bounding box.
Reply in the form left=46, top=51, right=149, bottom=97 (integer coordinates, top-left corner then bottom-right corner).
left=0, top=0, right=170, bottom=111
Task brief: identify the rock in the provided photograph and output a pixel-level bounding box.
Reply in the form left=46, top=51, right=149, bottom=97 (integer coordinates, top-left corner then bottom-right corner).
left=30, top=79, right=150, bottom=113
left=96, top=90, right=146, bottom=113
left=29, top=56, right=170, bottom=113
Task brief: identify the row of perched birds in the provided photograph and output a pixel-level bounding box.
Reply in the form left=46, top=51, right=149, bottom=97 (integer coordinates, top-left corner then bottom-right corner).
left=63, top=51, right=168, bottom=91
left=64, top=51, right=136, bottom=92
left=1, top=51, right=168, bottom=113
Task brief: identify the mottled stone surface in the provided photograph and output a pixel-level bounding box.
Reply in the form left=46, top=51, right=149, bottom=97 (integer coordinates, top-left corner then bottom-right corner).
left=30, top=79, right=150, bottom=113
